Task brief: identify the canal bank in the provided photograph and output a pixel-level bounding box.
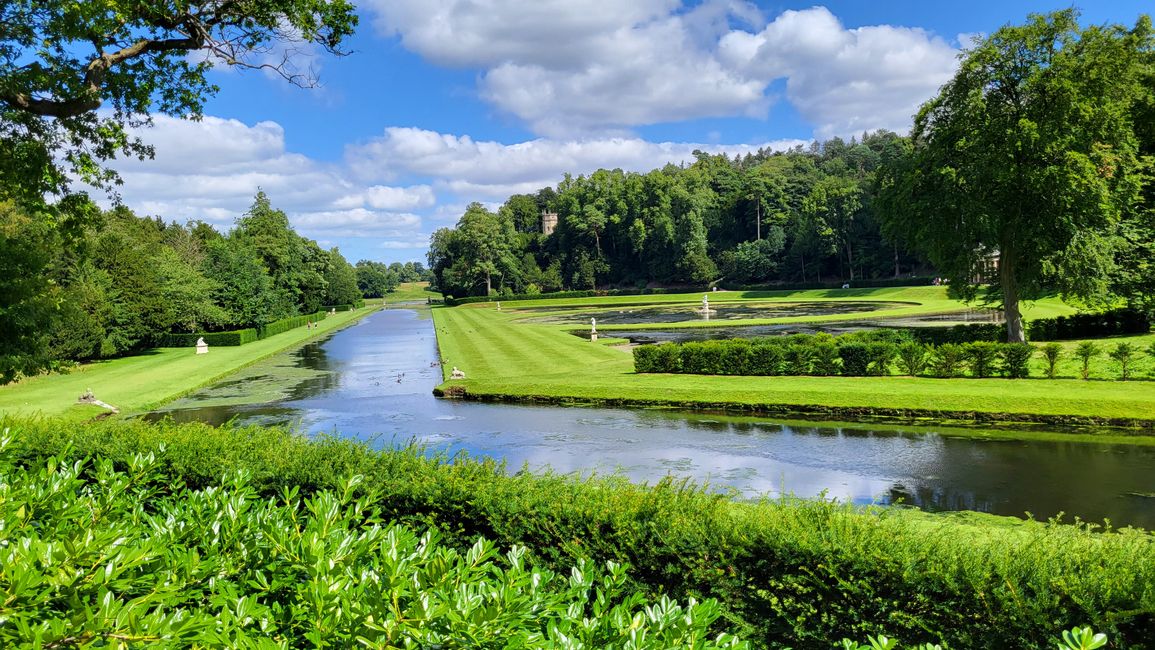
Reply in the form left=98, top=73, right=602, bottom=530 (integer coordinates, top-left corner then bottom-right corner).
left=148, top=307, right=1155, bottom=528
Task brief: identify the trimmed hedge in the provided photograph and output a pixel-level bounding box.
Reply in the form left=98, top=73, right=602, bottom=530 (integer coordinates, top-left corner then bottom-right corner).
left=444, top=287, right=683, bottom=306
left=156, top=311, right=326, bottom=348
left=324, top=299, right=365, bottom=312
left=1028, top=308, right=1151, bottom=341
left=634, top=333, right=1064, bottom=379
left=6, top=417, right=1154, bottom=650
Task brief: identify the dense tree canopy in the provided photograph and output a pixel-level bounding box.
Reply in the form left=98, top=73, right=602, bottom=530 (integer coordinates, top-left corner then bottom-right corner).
left=429, top=133, right=918, bottom=299
left=877, top=10, right=1154, bottom=341
left=0, top=0, right=357, bottom=203
left=0, top=193, right=398, bottom=384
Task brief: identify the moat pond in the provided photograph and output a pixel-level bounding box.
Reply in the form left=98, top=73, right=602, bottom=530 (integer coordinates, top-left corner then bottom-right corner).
left=149, top=308, right=1155, bottom=529
left=516, top=300, right=902, bottom=325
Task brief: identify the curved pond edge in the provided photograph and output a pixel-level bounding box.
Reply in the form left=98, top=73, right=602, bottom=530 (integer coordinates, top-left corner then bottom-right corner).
left=124, top=307, right=381, bottom=418
left=433, top=384, right=1155, bottom=441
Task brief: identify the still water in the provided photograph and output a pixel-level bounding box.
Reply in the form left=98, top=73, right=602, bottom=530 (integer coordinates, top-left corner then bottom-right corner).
left=150, top=308, right=1155, bottom=528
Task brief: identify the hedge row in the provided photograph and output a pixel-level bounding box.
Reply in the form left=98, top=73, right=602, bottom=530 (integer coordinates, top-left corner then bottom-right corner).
left=1028, top=308, right=1150, bottom=341
left=6, top=417, right=1153, bottom=649
left=634, top=333, right=1043, bottom=379
left=905, top=308, right=1151, bottom=346
left=444, top=287, right=683, bottom=306
left=156, top=311, right=327, bottom=347
left=323, top=299, right=366, bottom=312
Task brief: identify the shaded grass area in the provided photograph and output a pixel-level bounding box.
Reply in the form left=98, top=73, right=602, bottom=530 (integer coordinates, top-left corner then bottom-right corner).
left=386, top=281, right=441, bottom=303
left=0, top=307, right=376, bottom=420
left=5, top=417, right=1153, bottom=649
left=432, top=302, right=1155, bottom=428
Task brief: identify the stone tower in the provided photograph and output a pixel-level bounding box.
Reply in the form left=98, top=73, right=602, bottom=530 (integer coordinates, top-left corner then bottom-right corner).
left=540, top=210, right=559, bottom=236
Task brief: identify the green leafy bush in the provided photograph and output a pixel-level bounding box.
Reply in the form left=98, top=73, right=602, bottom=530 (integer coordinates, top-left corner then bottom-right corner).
left=865, top=342, right=896, bottom=376
left=1109, top=343, right=1137, bottom=381
left=964, top=342, right=999, bottom=378
left=1001, top=343, right=1034, bottom=379
left=896, top=342, right=929, bottom=376
left=0, top=433, right=746, bottom=649
left=8, top=418, right=1155, bottom=650
left=748, top=341, right=785, bottom=375
left=1075, top=342, right=1101, bottom=380
left=632, top=343, right=681, bottom=373
left=1040, top=343, right=1064, bottom=379
left=839, top=343, right=870, bottom=376
left=811, top=338, right=841, bottom=376
left=930, top=343, right=966, bottom=378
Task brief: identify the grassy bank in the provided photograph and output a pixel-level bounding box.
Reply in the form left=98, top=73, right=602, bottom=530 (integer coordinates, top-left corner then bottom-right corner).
left=0, top=306, right=376, bottom=420
left=386, top=281, right=441, bottom=303
left=4, top=417, right=1152, bottom=649
left=432, top=299, right=1155, bottom=429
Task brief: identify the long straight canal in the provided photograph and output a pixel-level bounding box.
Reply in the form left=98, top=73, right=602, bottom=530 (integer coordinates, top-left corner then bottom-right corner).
left=151, top=308, right=1155, bottom=528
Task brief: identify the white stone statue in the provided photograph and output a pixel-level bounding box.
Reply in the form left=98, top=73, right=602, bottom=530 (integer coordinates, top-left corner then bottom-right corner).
left=195, top=337, right=208, bottom=355
left=590, top=317, right=597, bottom=333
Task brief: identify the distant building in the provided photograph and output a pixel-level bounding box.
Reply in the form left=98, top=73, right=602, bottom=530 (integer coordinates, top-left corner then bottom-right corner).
left=972, top=247, right=1000, bottom=284
left=541, top=210, right=559, bottom=236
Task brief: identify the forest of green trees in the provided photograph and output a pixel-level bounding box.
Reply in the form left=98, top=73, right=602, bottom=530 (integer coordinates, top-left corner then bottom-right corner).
left=428, top=11, right=1154, bottom=343
left=0, top=191, right=425, bottom=383
left=429, top=131, right=916, bottom=299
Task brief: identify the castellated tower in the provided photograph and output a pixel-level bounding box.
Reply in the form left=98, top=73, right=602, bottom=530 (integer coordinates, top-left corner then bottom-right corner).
left=540, top=210, right=559, bottom=236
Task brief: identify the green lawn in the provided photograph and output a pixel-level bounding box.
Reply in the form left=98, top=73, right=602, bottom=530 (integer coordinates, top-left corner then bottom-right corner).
left=0, top=307, right=376, bottom=420
left=385, top=281, right=441, bottom=303
left=432, top=295, right=1155, bottom=427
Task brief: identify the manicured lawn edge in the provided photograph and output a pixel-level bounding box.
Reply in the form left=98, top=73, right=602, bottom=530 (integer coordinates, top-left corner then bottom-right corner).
left=434, top=385, right=1155, bottom=432
left=135, top=306, right=379, bottom=414
left=0, top=305, right=379, bottom=420
left=430, top=302, right=1155, bottom=435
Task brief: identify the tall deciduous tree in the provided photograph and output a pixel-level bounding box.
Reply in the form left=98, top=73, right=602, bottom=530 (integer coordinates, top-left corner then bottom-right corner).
left=878, top=11, right=1152, bottom=341
left=0, top=0, right=356, bottom=203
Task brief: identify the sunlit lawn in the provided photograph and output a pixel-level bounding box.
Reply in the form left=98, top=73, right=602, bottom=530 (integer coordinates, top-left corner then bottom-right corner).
left=432, top=293, right=1155, bottom=423
left=0, top=307, right=375, bottom=420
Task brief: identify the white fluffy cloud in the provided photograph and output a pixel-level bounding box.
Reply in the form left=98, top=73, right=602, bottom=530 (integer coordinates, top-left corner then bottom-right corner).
left=100, top=116, right=806, bottom=260
left=101, top=115, right=430, bottom=251
left=368, top=1, right=961, bottom=138
left=367, top=0, right=767, bottom=136
left=719, top=7, right=960, bottom=138
left=346, top=126, right=807, bottom=199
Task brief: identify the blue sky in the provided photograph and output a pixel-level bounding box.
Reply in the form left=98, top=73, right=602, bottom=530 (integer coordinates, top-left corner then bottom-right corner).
left=104, top=1, right=1153, bottom=264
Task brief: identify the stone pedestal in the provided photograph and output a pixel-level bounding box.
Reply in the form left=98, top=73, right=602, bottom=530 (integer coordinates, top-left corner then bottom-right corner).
left=590, top=333, right=598, bottom=342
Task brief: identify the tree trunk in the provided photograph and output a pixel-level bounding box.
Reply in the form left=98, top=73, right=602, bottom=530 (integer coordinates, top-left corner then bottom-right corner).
left=1000, top=252, right=1025, bottom=343
left=755, top=199, right=761, bottom=240
left=485, top=271, right=492, bottom=296
left=893, top=243, right=900, bottom=279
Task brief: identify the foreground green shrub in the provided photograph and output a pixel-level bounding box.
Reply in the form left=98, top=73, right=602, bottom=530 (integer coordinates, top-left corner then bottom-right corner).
left=865, top=342, right=896, bottom=376
left=930, top=343, right=966, bottom=378
left=1075, top=342, right=1101, bottom=380
left=1109, top=342, right=1137, bottom=381
left=964, top=341, right=999, bottom=378
left=7, top=418, right=1155, bottom=650
left=1001, top=343, right=1034, bottom=379
left=0, top=434, right=745, bottom=649
left=896, top=342, right=929, bottom=376
left=839, top=343, right=870, bottom=376
left=1040, top=342, right=1064, bottom=379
